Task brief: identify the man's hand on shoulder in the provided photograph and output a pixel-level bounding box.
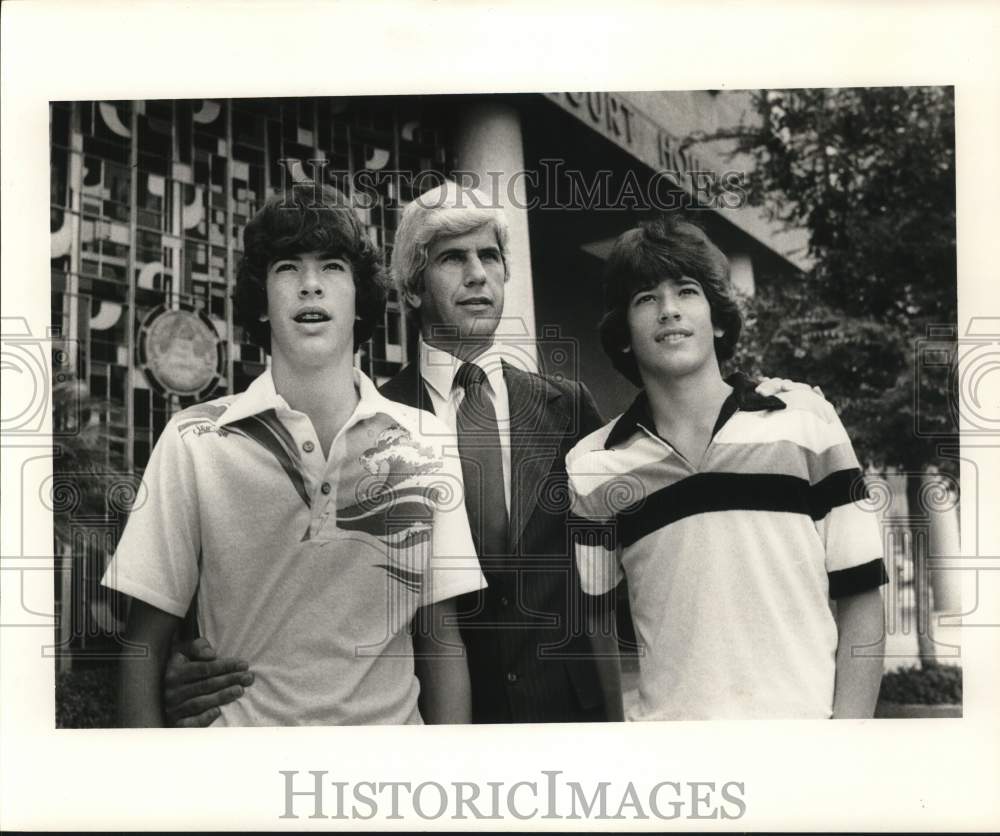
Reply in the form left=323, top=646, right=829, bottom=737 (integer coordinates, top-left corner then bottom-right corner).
left=163, top=637, right=253, bottom=727
left=755, top=376, right=837, bottom=423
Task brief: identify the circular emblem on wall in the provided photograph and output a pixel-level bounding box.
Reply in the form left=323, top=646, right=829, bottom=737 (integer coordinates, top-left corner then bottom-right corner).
left=137, top=304, right=224, bottom=398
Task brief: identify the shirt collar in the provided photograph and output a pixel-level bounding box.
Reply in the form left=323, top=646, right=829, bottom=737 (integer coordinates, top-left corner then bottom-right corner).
left=217, top=365, right=391, bottom=428
left=216, top=366, right=286, bottom=427
left=603, top=371, right=786, bottom=450
left=419, top=337, right=507, bottom=398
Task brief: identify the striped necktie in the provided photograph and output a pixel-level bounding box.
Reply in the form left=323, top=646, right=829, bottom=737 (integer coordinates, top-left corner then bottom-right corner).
left=454, top=362, right=509, bottom=557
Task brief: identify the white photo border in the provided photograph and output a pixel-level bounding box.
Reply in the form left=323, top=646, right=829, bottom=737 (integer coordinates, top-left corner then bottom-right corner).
left=2, top=0, right=998, bottom=830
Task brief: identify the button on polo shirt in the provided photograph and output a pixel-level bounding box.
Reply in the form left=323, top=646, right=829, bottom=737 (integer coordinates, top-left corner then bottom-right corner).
left=566, top=374, right=887, bottom=721
left=103, top=368, right=485, bottom=726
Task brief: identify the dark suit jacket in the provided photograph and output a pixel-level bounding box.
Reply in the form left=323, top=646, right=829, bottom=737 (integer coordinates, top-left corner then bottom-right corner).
left=380, top=358, right=611, bottom=723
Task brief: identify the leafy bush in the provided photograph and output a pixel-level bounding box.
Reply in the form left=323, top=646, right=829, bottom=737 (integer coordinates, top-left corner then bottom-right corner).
left=878, top=664, right=962, bottom=705
left=55, top=665, right=117, bottom=728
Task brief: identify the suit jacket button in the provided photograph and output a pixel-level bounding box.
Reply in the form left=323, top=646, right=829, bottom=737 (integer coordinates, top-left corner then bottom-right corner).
left=506, top=672, right=518, bottom=683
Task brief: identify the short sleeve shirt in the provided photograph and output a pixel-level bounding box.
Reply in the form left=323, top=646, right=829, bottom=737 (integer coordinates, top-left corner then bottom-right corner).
left=102, top=368, right=485, bottom=726
left=566, top=374, right=887, bottom=720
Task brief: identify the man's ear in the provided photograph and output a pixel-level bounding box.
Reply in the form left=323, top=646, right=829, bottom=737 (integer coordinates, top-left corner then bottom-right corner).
left=405, top=289, right=422, bottom=311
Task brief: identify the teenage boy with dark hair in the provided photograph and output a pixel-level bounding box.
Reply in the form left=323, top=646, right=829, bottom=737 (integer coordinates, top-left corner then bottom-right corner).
left=567, top=215, right=887, bottom=720
left=103, top=185, right=484, bottom=726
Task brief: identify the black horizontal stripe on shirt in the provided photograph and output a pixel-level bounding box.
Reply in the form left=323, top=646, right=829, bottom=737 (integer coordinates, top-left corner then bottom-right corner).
left=828, top=557, right=889, bottom=598
left=617, top=469, right=868, bottom=549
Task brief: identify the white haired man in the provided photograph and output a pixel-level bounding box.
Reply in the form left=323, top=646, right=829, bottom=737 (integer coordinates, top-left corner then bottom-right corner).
left=377, top=181, right=623, bottom=723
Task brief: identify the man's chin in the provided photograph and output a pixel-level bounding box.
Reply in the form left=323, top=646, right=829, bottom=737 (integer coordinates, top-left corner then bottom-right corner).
left=462, top=314, right=500, bottom=339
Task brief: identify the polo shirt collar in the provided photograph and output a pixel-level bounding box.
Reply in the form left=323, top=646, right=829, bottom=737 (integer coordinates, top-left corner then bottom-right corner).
left=216, top=367, right=286, bottom=427
left=419, top=337, right=506, bottom=398
left=604, top=371, right=786, bottom=450
left=216, top=366, right=390, bottom=428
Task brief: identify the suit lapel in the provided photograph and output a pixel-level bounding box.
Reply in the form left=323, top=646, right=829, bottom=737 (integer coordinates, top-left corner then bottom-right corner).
left=384, top=358, right=570, bottom=552
left=378, top=361, right=435, bottom=414
left=504, top=362, right=571, bottom=549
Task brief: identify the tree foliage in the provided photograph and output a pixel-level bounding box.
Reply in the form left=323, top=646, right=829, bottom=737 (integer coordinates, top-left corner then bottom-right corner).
left=707, top=87, right=958, bottom=472
left=730, top=283, right=953, bottom=475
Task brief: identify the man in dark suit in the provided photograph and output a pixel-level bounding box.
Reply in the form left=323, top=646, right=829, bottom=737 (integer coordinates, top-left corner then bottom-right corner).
left=159, top=180, right=623, bottom=726
left=382, top=180, right=622, bottom=723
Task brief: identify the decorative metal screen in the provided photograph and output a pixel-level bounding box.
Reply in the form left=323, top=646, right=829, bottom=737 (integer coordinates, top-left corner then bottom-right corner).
left=51, top=96, right=450, bottom=471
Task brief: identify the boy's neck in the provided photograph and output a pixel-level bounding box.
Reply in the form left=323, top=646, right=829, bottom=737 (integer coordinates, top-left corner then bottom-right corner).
left=643, top=362, right=731, bottom=437
left=270, top=352, right=360, bottom=457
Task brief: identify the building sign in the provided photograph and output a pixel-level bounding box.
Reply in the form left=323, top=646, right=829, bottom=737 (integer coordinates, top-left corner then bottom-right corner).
left=545, top=91, right=711, bottom=193
left=137, top=305, right=225, bottom=398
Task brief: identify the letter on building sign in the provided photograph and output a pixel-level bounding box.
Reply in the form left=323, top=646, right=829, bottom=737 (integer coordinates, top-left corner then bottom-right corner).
left=587, top=92, right=605, bottom=124
left=620, top=103, right=634, bottom=144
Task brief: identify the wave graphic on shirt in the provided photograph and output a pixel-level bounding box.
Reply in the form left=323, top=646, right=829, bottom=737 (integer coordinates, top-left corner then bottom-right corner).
left=338, top=485, right=437, bottom=542
left=341, top=425, right=444, bottom=591
left=358, top=425, right=442, bottom=489
left=374, top=559, right=423, bottom=594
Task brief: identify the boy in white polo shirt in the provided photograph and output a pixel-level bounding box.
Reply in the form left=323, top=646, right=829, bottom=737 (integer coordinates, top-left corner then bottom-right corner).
left=103, top=184, right=485, bottom=726
left=566, top=216, right=887, bottom=721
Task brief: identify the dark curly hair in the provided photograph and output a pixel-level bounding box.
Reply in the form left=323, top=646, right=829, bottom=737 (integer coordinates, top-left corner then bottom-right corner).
left=598, top=215, right=743, bottom=386
left=234, top=183, right=387, bottom=354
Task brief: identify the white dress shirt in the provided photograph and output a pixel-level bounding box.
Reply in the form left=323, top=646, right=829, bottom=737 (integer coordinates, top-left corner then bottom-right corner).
left=418, top=338, right=516, bottom=512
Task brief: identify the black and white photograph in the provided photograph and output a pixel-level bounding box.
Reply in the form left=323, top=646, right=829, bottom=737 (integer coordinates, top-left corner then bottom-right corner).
left=2, top=1, right=999, bottom=831
left=45, top=87, right=958, bottom=729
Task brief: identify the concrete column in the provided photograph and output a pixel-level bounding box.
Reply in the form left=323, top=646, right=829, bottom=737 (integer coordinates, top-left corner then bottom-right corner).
left=453, top=101, right=537, bottom=371
left=728, top=252, right=755, bottom=296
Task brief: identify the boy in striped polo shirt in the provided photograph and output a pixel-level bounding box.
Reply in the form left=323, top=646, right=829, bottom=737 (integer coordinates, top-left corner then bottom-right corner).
left=567, top=216, right=887, bottom=720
